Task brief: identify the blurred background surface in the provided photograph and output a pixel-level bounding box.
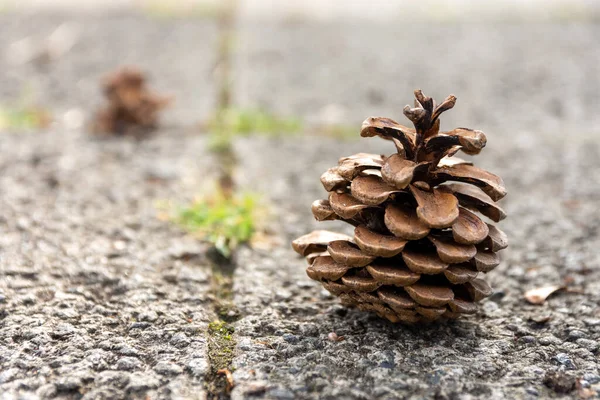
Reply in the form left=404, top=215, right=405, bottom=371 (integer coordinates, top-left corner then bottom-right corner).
left=0, top=0, right=599, bottom=135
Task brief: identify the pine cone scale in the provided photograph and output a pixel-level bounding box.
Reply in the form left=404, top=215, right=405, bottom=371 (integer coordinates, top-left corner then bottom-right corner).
left=444, top=264, right=479, bottom=284
left=433, top=164, right=506, bottom=201
left=404, top=283, right=454, bottom=307
left=328, top=192, right=369, bottom=219
left=402, top=249, right=448, bottom=275
left=452, top=208, right=490, bottom=244
left=307, top=256, right=350, bottom=281
left=429, top=236, right=477, bottom=263
left=353, top=225, right=407, bottom=257
left=380, top=154, right=419, bottom=189
left=410, top=184, right=459, bottom=228
left=443, top=183, right=506, bottom=222
left=384, top=203, right=431, bottom=240
left=327, top=240, right=375, bottom=267
left=483, top=224, right=508, bottom=251
left=366, top=262, right=420, bottom=286
left=471, top=250, right=500, bottom=272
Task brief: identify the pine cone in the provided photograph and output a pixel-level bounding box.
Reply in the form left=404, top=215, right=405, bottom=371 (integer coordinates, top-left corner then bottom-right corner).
left=92, top=67, right=171, bottom=136
left=292, top=90, right=507, bottom=324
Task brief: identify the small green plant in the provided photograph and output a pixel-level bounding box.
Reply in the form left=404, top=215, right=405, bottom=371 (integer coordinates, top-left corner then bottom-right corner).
left=317, top=124, right=359, bottom=140
left=207, top=131, right=234, bottom=153
left=207, top=107, right=303, bottom=152
left=0, top=106, right=50, bottom=131
left=141, top=1, right=228, bottom=19
left=207, top=319, right=236, bottom=394
left=210, top=107, right=303, bottom=137
left=175, top=191, right=260, bottom=257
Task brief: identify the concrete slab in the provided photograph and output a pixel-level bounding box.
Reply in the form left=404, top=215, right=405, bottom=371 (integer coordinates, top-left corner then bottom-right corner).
left=0, top=127, right=217, bottom=399
left=233, top=21, right=600, bottom=137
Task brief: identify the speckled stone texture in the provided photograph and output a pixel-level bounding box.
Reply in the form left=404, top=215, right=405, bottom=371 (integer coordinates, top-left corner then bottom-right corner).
left=0, top=127, right=218, bottom=399
left=0, top=13, right=221, bottom=400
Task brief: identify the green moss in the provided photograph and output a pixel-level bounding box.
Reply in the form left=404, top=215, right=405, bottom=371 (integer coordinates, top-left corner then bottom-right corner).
left=141, top=1, right=228, bottom=19
left=208, top=320, right=234, bottom=341
left=205, top=107, right=365, bottom=147
left=174, top=191, right=260, bottom=258
left=209, top=107, right=303, bottom=137
left=207, top=319, right=236, bottom=395
left=317, top=124, right=359, bottom=140
left=207, top=132, right=234, bottom=153
left=0, top=106, right=50, bottom=131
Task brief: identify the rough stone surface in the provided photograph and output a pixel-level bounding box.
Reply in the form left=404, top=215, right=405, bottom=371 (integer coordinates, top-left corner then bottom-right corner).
left=0, top=28, right=213, bottom=399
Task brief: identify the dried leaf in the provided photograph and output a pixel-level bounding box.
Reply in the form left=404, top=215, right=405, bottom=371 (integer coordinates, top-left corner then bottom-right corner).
left=524, top=285, right=565, bottom=305
left=328, top=332, right=345, bottom=342
left=217, top=369, right=234, bottom=390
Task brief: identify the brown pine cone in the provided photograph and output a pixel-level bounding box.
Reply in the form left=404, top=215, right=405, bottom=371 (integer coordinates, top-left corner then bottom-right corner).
left=292, top=90, right=507, bottom=324
left=92, top=67, right=171, bottom=137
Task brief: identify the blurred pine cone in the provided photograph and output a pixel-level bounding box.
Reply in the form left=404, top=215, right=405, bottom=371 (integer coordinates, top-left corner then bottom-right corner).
left=292, top=90, right=507, bottom=324
left=92, top=67, right=171, bottom=137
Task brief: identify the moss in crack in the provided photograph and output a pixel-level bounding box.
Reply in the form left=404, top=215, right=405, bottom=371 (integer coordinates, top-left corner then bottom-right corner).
left=174, top=191, right=260, bottom=259
left=206, top=319, right=236, bottom=398
left=210, top=268, right=239, bottom=322
left=0, top=105, right=51, bottom=131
